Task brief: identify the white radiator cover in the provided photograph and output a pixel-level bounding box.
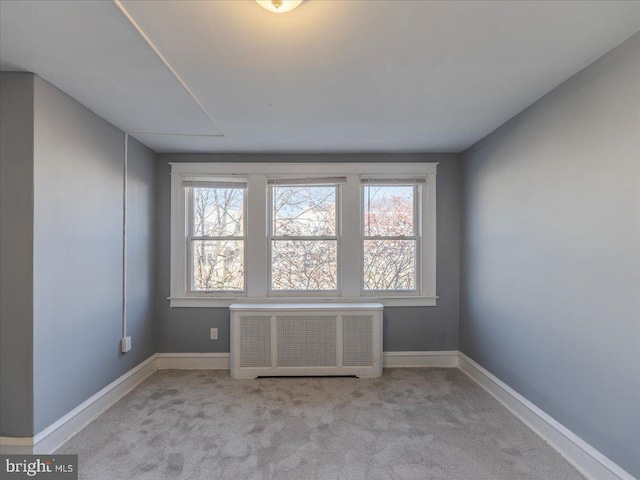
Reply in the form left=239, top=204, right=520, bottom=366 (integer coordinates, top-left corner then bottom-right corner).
left=230, top=303, right=383, bottom=379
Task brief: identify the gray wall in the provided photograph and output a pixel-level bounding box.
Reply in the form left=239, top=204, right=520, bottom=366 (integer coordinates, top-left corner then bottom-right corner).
left=154, top=153, right=461, bottom=353
left=125, top=138, right=157, bottom=368
left=31, top=77, right=157, bottom=434
left=0, top=73, right=35, bottom=437
left=460, top=33, right=640, bottom=477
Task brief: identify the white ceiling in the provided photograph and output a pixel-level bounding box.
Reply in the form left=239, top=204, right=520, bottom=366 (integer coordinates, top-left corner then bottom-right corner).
left=1, top=0, right=638, bottom=154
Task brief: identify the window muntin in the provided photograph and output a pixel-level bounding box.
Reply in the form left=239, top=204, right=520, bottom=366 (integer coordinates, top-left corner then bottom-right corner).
left=269, top=183, right=339, bottom=293
left=362, top=183, right=419, bottom=292
left=187, top=182, right=246, bottom=293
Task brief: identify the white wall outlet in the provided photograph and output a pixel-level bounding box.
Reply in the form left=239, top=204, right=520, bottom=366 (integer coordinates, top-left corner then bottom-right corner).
left=121, top=336, right=131, bottom=353
left=210, top=328, right=218, bottom=340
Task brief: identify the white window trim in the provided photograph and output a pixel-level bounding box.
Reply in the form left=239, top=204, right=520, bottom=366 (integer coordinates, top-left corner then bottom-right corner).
left=169, top=163, right=438, bottom=308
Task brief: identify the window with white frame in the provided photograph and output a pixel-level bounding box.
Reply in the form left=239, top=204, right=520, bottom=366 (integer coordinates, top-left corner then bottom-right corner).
left=362, top=179, right=422, bottom=293
left=169, top=163, right=437, bottom=307
left=184, top=180, right=247, bottom=294
left=268, top=179, right=342, bottom=293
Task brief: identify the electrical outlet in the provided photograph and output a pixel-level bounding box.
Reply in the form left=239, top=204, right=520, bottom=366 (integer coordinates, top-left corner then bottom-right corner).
left=121, top=336, right=131, bottom=353
left=210, top=328, right=218, bottom=340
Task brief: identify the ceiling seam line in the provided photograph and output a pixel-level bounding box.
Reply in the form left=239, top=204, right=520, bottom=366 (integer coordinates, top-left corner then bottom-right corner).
left=112, top=0, right=225, bottom=136
left=128, top=132, right=226, bottom=137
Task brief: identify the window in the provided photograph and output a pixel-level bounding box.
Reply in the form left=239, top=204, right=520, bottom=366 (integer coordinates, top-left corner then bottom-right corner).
left=363, top=181, right=421, bottom=292
left=184, top=180, right=246, bottom=295
left=269, top=180, right=341, bottom=293
left=170, top=163, right=437, bottom=307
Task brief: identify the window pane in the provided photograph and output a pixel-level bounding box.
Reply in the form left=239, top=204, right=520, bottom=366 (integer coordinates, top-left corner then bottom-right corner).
left=363, top=185, right=414, bottom=236
left=272, top=186, right=336, bottom=236
left=192, top=187, right=244, bottom=236
left=191, top=240, right=244, bottom=291
left=271, top=240, right=337, bottom=290
left=363, top=240, right=415, bottom=290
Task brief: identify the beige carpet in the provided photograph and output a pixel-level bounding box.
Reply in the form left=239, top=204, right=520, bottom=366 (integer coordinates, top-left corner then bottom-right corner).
left=56, top=368, right=584, bottom=480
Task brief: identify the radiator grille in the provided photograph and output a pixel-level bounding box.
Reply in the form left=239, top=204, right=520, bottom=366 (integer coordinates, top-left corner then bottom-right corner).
left=277, top=316, right=336, bottom=367
left=239, top=316, right=271, bottom=368
left=343, top=315, right=374, bottom=367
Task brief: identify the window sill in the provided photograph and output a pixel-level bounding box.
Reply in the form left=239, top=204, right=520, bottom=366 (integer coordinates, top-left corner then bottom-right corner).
left=168, top=296, right=437, bottom=308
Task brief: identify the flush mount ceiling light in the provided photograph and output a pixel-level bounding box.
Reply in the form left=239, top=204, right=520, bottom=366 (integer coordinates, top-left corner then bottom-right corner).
left=256, top=0, right=304, bottom=13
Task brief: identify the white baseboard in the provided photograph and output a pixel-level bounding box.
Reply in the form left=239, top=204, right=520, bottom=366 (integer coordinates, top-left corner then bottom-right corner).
left=154, top=351, right=459, bottom=370
left=0, top=437, right=33, bottom=455
left=0, top=354, right=158, bottom=456
left=0, top=437, right=33, bottom=447
left=0, top=349, right=456, bottom=455
left=384, top=350, right=459, bottom=368
left=155, top=352, right=230, bottom=370
left=458, top=352, right=636, bottom=480
left=2, top=349, right=634, bottom=480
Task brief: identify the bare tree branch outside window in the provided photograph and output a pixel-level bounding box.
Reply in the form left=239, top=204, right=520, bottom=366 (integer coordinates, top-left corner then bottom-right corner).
left=270, top=185, right=338, bottom=291
left=190, top=186, right=245, bottom=292
left=363, top=185, right=417, bottom=290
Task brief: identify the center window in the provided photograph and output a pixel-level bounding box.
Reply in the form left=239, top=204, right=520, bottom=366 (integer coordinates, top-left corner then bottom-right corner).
left=268, top=180, right=340, bottom=293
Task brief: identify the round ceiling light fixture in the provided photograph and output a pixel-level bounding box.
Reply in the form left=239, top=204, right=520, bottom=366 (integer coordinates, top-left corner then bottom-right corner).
left=256, top=0, right=304, bottom=13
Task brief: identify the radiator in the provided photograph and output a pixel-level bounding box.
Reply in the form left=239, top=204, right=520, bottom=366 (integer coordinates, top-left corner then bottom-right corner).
left=229, top=303, right=383, bottom=379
